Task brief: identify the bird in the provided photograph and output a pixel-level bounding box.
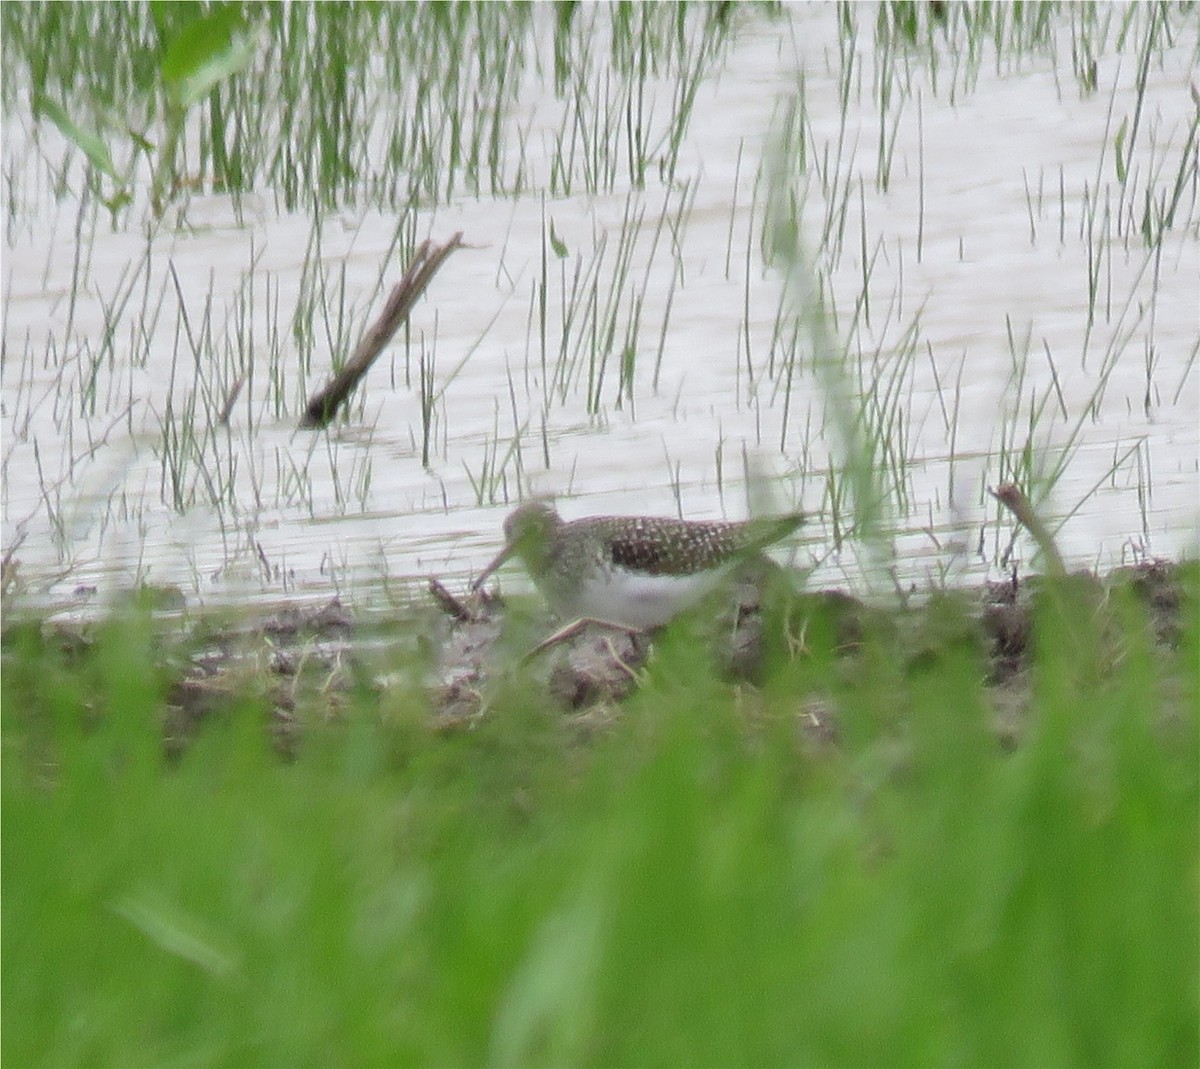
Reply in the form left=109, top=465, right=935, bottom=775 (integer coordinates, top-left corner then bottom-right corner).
left=470, top=500, right=805, bottom=634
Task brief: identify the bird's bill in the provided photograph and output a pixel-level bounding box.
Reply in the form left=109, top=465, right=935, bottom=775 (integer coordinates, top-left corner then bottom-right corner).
left=470, top=542, right=514, bottom=592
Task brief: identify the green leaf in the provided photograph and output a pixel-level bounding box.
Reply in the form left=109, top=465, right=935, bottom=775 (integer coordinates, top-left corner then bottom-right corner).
left=160, top=6, right=255, bottom=111
left=1114, top=116, right=1128, bottom=184
left=36, top=95, right=120, bottom=181
left=113, top=891, right=239, bottom=977
left=549, top=220, right=569, bottom=259
left=130, top=129, right=156, bottom=155
left=149, top=0, right=198, bottom=51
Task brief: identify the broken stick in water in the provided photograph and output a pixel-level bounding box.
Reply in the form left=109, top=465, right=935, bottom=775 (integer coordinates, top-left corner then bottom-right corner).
left=299, top=232, right=465, bottom=429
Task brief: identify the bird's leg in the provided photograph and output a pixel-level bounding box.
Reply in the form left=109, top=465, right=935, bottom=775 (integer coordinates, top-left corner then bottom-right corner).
left=522, top=616, right=643, bottom=663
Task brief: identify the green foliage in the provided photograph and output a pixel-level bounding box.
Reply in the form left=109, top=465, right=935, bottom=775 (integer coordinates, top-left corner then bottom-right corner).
left=3, top=0, right=735, bottom=218
left=150, top=2, right=254, bottom=215
left=35, top=95, right=121, bottom=181
left=5, top=1, right=255, bottom=219
left=4, top=570, right=1196, bottom=1066
left=156, top=3, right=253, bottom=111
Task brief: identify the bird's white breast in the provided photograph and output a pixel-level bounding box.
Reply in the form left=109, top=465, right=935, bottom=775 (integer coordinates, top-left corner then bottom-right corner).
left=549, top=565, right=728, bottom=629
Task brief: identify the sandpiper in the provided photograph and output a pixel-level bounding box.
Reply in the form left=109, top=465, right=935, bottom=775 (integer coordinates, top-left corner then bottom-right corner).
left=471, top=500, right=805, bottom=633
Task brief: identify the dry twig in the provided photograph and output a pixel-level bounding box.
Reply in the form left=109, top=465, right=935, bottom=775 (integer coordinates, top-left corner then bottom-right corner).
left=300, top=232, right=465, bottom=428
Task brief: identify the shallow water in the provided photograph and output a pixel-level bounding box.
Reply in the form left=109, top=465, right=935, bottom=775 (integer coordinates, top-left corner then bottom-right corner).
left=3, top=5, right=1197, bottom=617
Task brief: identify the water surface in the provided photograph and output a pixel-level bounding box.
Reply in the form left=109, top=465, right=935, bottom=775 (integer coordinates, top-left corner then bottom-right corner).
left=3, top=5, right=1196, bottom=616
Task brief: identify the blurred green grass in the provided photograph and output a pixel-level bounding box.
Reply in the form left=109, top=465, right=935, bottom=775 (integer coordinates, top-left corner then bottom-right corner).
left=3, top=568, right=1196, bottom=1067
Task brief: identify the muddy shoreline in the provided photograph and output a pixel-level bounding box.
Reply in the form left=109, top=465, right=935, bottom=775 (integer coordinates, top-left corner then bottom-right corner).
left=8, top=557, right=1188, bottom=761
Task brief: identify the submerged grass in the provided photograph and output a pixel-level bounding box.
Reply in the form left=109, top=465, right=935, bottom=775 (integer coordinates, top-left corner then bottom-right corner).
left=5, top=1, right=1194, bottom=586
left=3, top=564, right=1196, bottom=1066
left=3, top=1, right=736, bottom=219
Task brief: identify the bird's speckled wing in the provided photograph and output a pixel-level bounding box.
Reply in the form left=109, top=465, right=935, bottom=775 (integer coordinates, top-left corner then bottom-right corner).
left=588, top=514, right=803, bottom=576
